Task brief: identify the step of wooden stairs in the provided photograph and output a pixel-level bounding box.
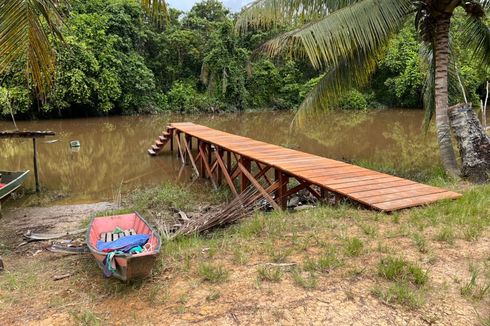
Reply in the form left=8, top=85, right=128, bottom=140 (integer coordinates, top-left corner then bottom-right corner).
left=147, top=126, right=173, bottom=156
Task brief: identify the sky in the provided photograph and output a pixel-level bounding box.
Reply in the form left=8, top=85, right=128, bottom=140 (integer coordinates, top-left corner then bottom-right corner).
left=167, top=0, right=254, bottom=12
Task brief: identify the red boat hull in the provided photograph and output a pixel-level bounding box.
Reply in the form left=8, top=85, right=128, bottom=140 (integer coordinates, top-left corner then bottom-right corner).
left=86, top=212, right=161, bottom=281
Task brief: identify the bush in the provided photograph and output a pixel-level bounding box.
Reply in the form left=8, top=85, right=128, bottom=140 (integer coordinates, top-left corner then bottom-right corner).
left=338, top=90, right=368, bottom=110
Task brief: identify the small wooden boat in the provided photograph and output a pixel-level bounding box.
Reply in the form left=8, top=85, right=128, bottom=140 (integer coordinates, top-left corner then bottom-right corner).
left=0, top=170, right=30, bottom=201
left=86, top=212, right=161, bottom=281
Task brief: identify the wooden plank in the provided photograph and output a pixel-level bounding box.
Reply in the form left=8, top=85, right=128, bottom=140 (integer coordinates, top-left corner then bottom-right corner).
left=362, top=187, right=449, bottom=204
left=373, top=192, right=462, bottom=211
left=323, top=176, right=401, bottom=189
left=0, top=130, right=55, bottom=139
left=302, top=169, right=377, bottom=179
left=319, top=174, right=394, bottom=186
left=339, top=180, right=416, bottom=193
left=352, top=184, right=435, bottom=198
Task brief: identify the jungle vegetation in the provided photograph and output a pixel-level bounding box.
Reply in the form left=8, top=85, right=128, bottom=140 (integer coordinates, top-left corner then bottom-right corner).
left=238, top=0, right=490, bottom=177
left=0, top=0, right=488, bottom=121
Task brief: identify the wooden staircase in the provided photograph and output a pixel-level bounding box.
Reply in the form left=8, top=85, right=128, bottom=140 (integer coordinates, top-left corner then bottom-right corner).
left=147, top=125, right=174, bottom=156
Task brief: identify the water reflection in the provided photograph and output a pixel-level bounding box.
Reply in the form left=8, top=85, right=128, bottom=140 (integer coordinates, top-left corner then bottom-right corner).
left=0, top=110, right=446, bottom=205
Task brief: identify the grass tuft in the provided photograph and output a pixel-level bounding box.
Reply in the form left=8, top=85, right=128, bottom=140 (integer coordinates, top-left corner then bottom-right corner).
left=411, top=233, right=428, bottom=253
left=436, top=226, right=455, bottom=245
left=344, top=237, right=364, bottom=257
left=304, top=250, right=342, bottom=273
left=257, top=266, right=283, bottom=282
left=377, top=257, right=428, bottom=286
left=198, top=263, right=229, bottom=283
left=372, top=283, right=425, bottom=309
left=292, top=269, right=318, bottom=289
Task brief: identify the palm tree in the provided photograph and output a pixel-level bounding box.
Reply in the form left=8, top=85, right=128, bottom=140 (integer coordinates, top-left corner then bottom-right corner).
left=0, top=0, right=168, bottom=99
left=237, top=0, right=490, bottom=177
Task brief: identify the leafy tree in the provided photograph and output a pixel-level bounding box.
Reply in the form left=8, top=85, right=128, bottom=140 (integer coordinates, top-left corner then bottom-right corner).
left=0, top=0, right=168, bottom=112
left=238, top=0, right=490, bottom=177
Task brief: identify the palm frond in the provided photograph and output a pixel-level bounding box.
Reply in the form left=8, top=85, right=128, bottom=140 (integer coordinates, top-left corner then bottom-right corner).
left=461, top=15, right=490, bottom=70
left=256, top=0, right=413, bottom=69
left=140, top=0, right=169, bottom=29
left=236, top=0, right=362, bottom=32
left=292, top=47, right=380, bottom=127
left=0, top=0, right=62, bottom=98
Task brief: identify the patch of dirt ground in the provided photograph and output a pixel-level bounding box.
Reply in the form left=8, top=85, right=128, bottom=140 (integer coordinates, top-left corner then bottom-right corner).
left=0, top=203, right=489, bottom=325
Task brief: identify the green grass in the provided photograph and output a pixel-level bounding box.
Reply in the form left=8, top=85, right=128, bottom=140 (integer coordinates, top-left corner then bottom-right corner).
left=372, top=283, right=425, bottom=309
left=377, top=257, right=428, bottom=286
left=344, top=237, right=364, bottom=257
left=436, top=226, right=455, bottom=245
left=198, top=263, right=229, bottom=283
left=292, top=269, right=318, bottom=289
left=460, top=264, right=490, bottom=301
left=303, top=250, right=342, bottom=273
left=257, top=266, right=283, bottom=282
left=411, top=232, right=428, bottom=253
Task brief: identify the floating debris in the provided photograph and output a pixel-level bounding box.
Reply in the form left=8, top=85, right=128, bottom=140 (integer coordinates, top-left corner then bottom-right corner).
left=69, top=140, right=81, bottom=148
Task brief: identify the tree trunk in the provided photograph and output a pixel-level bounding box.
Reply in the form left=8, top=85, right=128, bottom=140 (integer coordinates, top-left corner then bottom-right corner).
left=434, top=14, right=459, bottom=177
left=448, top=103, right=490, bottom=183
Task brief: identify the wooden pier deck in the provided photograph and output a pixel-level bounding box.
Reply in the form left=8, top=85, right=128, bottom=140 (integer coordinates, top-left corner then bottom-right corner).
left=148, top=122, right=461, bottom=212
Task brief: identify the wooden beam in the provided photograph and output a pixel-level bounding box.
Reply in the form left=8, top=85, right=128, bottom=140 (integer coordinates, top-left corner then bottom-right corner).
left=183, top=135, right=199, bottom=177
left=170, top=131, right=174, bottom=151
left=284, top=181, right=308, bottom=198
left=199, top=143, right=217, bottom=189
left=214, top=150, right=238, bottom=197
left=226, top=151, right=231, bottom=172
left=0, top=130, right=55, bottom=139
left=275, top=170, right=289, bottom=210
left=174, top=132, right=185, bottom=165
left=249, top=181, right=281, bottom=204
left=306, top=185, right=322, bottom=199
left=254, top=162, right=272, bottom=186
left=238, top=162, right=281, bottom=211
left=240, top=157, right=251, bottom=193
left=33, top=138, right=40, bottom=193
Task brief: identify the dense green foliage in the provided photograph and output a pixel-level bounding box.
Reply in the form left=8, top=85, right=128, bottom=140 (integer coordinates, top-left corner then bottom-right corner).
left=0, top=0, right=488, bottom=118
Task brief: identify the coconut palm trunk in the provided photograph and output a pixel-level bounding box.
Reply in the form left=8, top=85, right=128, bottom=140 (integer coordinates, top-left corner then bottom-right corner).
left=433, top=13, right=460, bottom=177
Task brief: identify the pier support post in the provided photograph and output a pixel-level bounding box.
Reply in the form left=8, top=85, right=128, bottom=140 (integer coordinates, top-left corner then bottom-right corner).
left=275, top=169, right=288, bottom=210
left=240, top=157, right=251, bottom=193
left=33, top=138, right=40, bottom=193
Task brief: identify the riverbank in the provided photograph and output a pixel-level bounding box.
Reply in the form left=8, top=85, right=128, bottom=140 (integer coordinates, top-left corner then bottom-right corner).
left=0, top=180, right=488, bottom=325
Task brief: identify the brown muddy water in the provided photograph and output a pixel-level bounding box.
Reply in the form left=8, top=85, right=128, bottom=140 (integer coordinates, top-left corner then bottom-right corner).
left=0, top=109, right=444, bottom=206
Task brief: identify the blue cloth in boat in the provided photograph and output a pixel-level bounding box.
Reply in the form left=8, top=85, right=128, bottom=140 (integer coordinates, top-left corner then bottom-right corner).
left=97, top=234, right=149, bottom=253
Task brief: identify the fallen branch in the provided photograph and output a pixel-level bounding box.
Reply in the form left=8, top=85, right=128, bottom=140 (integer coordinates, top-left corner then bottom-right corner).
left=262, top=262, right=297, bottom=267
left=53, top=273, right=72, bottom=281
left=24, top=228, right=87, bottom=241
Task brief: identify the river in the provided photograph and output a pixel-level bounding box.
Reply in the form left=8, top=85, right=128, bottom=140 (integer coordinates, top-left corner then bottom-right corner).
left=0, top=109, right=446, bottom=205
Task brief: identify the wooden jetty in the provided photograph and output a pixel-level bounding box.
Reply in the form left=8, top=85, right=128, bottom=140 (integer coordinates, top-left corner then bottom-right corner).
left=0, top=130, right=56, bottom=192
left=148, top=123, right=461, bottom=212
